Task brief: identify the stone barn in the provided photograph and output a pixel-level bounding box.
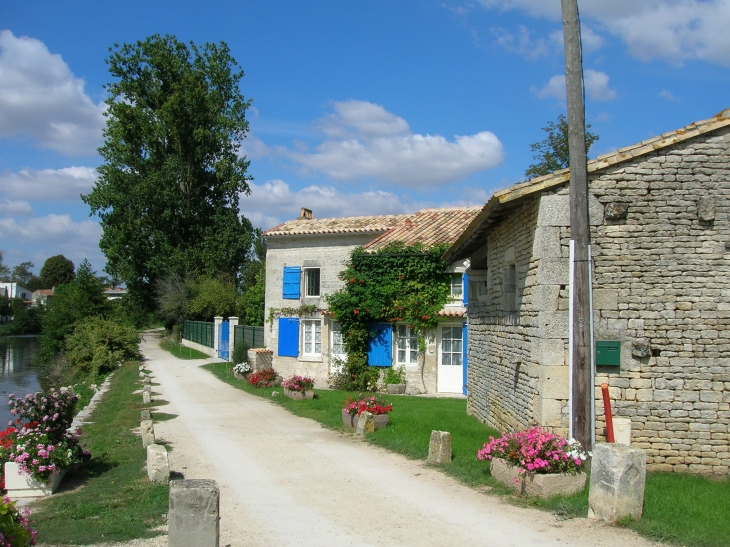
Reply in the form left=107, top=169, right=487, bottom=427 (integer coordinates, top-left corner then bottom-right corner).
left=445, top=109, right=730, bottom=475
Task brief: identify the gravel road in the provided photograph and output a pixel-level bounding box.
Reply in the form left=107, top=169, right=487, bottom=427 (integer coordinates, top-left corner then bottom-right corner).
left=58, top=333, right=658, bottom=547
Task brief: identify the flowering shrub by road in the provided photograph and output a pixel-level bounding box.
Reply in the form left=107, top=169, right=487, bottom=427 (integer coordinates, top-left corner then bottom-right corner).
left=343, top=395, right=393, bottom=416
left=0, top=496, right=36, bottom=546
left=248, top=369, right=278, bottom=388
left=232, top=362, right=251, bottom=375
left=477, top=427, right=588, bottom=476
left=282, top=375, right=314, bottom=392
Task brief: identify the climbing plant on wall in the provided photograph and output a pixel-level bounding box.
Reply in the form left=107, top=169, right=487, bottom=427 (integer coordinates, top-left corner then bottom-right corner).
left=327, top=242, right=453, bottom=361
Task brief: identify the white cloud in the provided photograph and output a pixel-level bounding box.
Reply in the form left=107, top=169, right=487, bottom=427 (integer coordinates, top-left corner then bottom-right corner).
left=0, top=166, right=97, bottom=201
left=492, top=25, right=551, bottom=58
left=477, top=0, right=730, bottom=67
left=239, top=179, right=414, bottom=230
left=284, top=100, right=504, bottom=187
left=659, top=89, right=678, bottom=101
left=0, top=30, right=105, bottom=156
left=535, top=69, right=616, bottom=102
left=0, top=214, right=104, bottom=271
left=0, top=198, right=33, bottom=216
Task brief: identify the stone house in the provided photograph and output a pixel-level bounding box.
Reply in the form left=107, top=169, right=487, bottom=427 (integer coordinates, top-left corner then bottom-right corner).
left=263, top=206, right=480, bottom=393
left=445, top=109, right=730, bottom=475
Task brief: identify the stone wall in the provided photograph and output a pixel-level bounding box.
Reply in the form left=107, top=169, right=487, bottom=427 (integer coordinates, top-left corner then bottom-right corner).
left=466, top=124, right=730, bottom=474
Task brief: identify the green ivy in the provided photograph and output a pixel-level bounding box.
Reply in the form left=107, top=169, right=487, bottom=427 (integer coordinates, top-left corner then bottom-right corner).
left=267, top=304, right=319, bottom=325
left=327, top=242, right=452, bottom=361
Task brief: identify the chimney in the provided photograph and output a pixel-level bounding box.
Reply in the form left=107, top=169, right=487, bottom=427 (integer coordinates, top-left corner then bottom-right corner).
left=405, top=218, right=413, bottom=229
left=298, top=207, right=313, bottom=220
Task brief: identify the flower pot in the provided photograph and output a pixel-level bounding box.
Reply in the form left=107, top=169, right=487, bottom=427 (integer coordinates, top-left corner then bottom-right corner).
left=283, top=389, right=315, bottom=400
left=233, top=370, right=249, bottom=381
left=4, top=461, right=65, bottom=499
left=341, top=409, right=389, bottom=430
left=386, top=383, right=406, bottom=394
left=489, top=458, right=586, bottom=499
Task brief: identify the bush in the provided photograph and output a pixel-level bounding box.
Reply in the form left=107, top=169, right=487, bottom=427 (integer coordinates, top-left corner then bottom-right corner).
left=0, top=496, right=37, bottom=546
left=383, top=365, right=406, bottom=385
left=65, top=317, right=141, bottom=380
left=328, top=354, right=380, bottom=392
left=231, top=341, right=249, bottom=365
left=5, top=306, right=42, bottom=335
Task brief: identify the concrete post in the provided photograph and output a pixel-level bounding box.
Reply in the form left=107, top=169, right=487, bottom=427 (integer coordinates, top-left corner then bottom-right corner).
left=426, top=431, right=452, bottom=464
left=146, top=444, right=169, bottom=484
left=169, top=479, right=220, bottom=547
left=229, top=316, right=239, bottom=357
left=588, top=443, right=646, bottom=523
left=142, top=391, right=151, bottom=404
left=213, top=316, right=223, bottom=355
left=141, top=420, right=156, bottom=448
left=355, top=411, right=375, bottom=435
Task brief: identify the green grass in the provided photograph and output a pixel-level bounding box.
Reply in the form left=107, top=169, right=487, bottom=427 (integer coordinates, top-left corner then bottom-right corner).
left=159, top=337, right=209, bottom=359
left=30, top=362, right=168, bottom=545
left=204, top=361, right=730, bottom=547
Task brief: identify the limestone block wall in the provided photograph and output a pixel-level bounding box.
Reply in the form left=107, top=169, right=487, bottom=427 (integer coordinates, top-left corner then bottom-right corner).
left=582, top=126, right=730, bottom=475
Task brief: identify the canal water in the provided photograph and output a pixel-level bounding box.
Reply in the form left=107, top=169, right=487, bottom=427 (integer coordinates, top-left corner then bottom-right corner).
left=0, top=336, right=42, bottom=429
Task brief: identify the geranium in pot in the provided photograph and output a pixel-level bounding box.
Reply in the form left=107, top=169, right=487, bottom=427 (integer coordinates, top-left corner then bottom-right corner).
left=477, top=426, right=589, bottom=498
left=281, top=375, right=315, bottom=400
left=342, top=395, right=393, bottom=430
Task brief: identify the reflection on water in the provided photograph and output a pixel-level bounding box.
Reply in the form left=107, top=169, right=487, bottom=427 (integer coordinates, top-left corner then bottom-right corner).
left=0, top=336, right=42, bottom=428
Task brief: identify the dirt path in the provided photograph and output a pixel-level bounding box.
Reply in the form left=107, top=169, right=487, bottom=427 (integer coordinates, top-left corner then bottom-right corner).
left=127, top=335, right=656, bottom=547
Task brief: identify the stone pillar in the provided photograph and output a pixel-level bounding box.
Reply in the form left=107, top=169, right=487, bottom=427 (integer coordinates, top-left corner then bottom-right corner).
left=142, top=391, right=151, bottom=404
left=213, top=316, right=223, bottom=355
left=588, top=443, right=646, bottom=523
left=426, top=431, right=452, bottom=464
left=141, top=420, right=156, bottom=448
left=356, top=411, right=375, bottom=435
left=169, top=479, right=220, bottom=547
left=228, top=316, right=239, bottom=357
left=147, top=444, right=169, bottom=484
left=141, top=409, right=151, bottom=420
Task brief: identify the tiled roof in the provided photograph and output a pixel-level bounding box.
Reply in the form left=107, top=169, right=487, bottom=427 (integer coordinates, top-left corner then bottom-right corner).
left=436, top=308, right=466, bottom=317
left=263, top=214, right=409, bottom=237
left=364, top=207, right=482, bottom=251
left=445, top=108, right=730, bottom=262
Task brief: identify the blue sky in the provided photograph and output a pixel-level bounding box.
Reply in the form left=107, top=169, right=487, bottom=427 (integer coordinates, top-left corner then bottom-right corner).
left=1, top=0, right=729, bottom=274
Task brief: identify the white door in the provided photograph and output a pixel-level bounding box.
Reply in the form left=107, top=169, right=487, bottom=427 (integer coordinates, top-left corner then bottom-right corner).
left=437, top=325, right=463, bottom=393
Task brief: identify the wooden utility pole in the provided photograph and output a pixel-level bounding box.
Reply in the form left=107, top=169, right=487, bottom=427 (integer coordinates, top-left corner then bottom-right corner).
left=561, top=0, right=593, bottom=449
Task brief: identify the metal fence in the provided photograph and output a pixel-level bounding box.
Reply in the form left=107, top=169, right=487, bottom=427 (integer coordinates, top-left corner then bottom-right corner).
left=183, top=320, right=214, bottom=348
left=234, top=325, right=265, bottom=349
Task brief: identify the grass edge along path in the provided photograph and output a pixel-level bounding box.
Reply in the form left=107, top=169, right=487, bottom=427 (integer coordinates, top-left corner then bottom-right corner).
left=159, top=336, right=209, bottom=360
left=204, top=361, right=730, bottom=547
left=29, top=361, right=168, bottom=545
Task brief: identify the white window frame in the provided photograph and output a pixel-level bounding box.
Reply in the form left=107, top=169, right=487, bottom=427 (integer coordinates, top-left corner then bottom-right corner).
left=301, top=319, right=322, bottom=356
left=304, top=268, right=321, bottom=297
left=439, top=324, right=463, bottom=367
left=395, top=324, right=419, bottom=367
left=330, top=320, right=346, bottom=360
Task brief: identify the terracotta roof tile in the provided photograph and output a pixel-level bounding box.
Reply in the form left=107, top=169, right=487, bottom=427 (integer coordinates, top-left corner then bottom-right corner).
left=263, top=214, right=409, bottom=237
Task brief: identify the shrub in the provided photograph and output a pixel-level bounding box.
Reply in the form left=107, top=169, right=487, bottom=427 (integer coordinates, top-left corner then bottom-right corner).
left=231, top=341, right=249, bottom=365
left=327, top=354, right=380, bottom=392
left=65, top=317, right=141, bottom=379
left=0, top=496, right=37, bottom=546
left=383, top=365, right=405, bottom=385
left=477, top=427, right=589, bottom=475
left=232, top=362, right=251, bottom=375
left=281, top=375, right=314, bottom=392
left=248, top=369, right=278, bottom=388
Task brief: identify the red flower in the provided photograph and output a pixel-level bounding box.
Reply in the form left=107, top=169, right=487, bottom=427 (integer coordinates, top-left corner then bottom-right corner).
left=349, top=278, right=356, bottom=283
left=353, top=309, right=359, bottom=314
left=421, top=315, right=429, bottom=320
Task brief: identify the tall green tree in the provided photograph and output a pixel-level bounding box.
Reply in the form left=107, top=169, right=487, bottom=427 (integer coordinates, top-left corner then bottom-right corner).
left=524, top=114, right=599, bottom=179
left=83, top=35, right=255, bottom=313
left=40, top=255, right=75, bottom=287
left=11, top=261, right=34, bottom=286
left=0, top=251, right=10, bottom=282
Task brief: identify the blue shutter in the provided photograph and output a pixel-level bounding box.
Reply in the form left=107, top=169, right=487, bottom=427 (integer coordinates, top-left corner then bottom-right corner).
left=278, top=317, right=300, bottom=357
left=283, top=267, right=301, bottom=299
left=462, top=321, right=468, bottom=395
left=367, top=323, right=393, bottom=367
left=462, top=272, right=469, bottom=306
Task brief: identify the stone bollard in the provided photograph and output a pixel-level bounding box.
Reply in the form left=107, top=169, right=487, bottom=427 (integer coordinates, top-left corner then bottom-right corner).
left=143, top=384, right=152, bottom=393
left=141, top=420, right=156, bottom=448
left=588, top=443, right=646, bottom=523
left=141, top=409, right=151, bottom=420
left=426, top=431, right=452, bottom=464
left=169, top=480, right=220, bottom=547
left=142, top=391, right=151, bottom=404
left=355, top=411, right=375, bottom=435
left=147, top=444, right=169, bottom=484
left=139, top=372, right=146, bottom=378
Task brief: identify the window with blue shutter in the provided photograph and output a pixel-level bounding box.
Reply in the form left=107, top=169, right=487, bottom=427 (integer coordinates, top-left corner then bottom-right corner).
left=278, top=317, right=300, bottom=357
left=462, top=272, right=469, bottom=306
left=367, top=323, right=393, bottom=367
left=282, top=266, right=301, bottom=299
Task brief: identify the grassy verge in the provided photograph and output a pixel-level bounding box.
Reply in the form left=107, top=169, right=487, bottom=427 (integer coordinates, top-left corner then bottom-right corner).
left=30, top=362, right=168, bottom=545
left=159, top=337, right=209, bottom=359
left=204, top=361, right=729, bottom=547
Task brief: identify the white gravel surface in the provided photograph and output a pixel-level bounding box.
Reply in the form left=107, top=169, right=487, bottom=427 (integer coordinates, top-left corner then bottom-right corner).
left=51, top=333, right=658, bottom=547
